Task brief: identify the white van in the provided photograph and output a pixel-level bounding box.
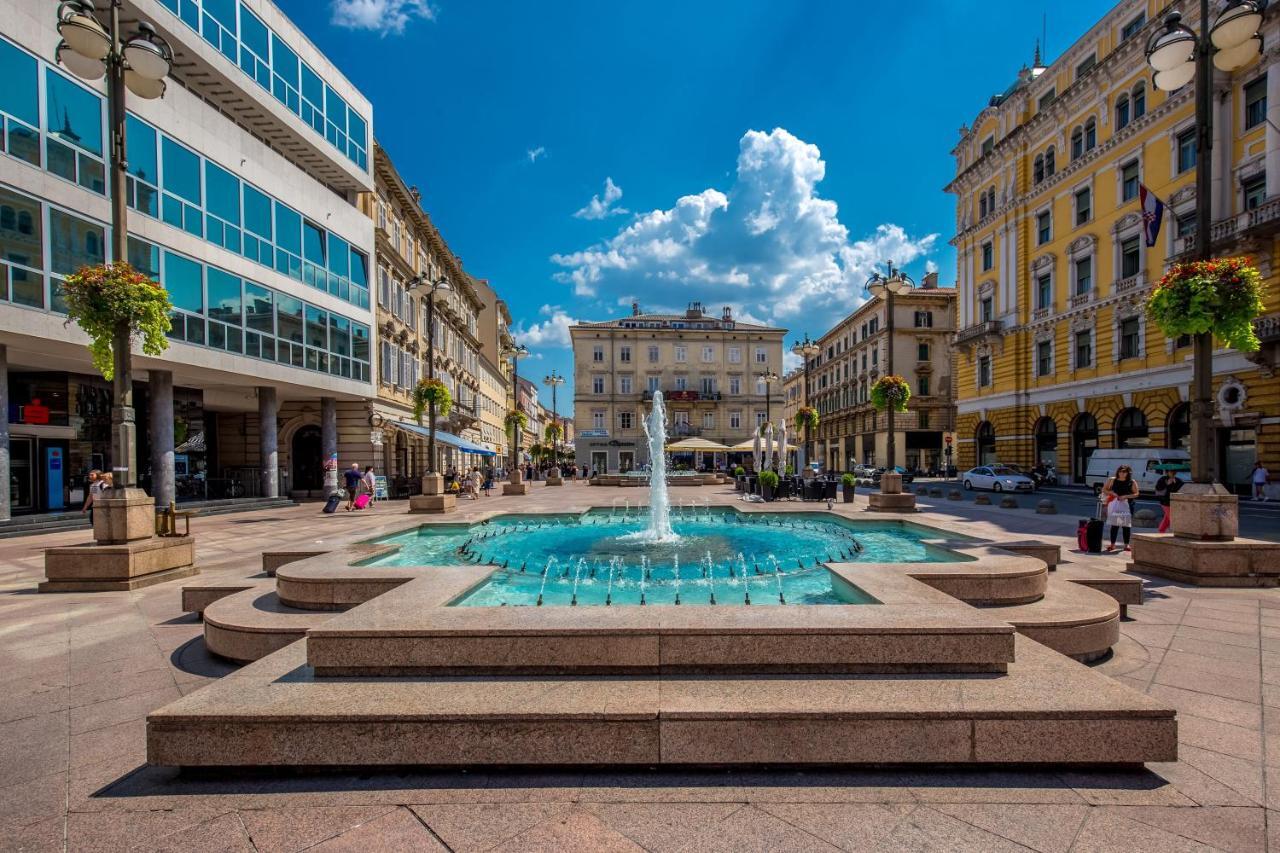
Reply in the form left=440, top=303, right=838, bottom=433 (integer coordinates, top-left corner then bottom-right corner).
left=1084, top=448, right=1191, bottom=495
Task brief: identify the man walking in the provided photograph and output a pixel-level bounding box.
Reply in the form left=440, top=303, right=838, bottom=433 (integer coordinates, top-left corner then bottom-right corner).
left=1254, top=461, right=1271, bottom=501
left=343, top=463, right=362, bottom=511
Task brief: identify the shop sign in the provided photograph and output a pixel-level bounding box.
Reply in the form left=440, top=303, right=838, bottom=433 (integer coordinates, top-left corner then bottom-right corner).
left=21, top=399, right=50, bottom=425
left=579, top=429, right=609, bottom=438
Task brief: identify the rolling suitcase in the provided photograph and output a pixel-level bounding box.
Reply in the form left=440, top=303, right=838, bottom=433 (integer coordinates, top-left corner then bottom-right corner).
left=1086, top=518, right=1104, bottom=553
left=353, top=493, right=371, bottom=510
left=322, top=494, right=340, bottom=514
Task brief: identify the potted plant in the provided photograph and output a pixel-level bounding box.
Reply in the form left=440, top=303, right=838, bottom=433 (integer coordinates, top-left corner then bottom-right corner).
left=411, top=377, right=452, bottom=425
left=784, top=464, right=794, bottom=475
left=504, top=409, right=528, bottom=438
left=870, top=375, right=912, bottom=413
left=1147, top=256, right=1266, bottom=351
left=840, top=472, right=856, bottom=502
left=794, top=406, right=819, bottom=432
left=759, top=469, right=780, bottom=502
left=733, top=465, right=746, bottom=491
left=60, top=262, right=172, bottom=379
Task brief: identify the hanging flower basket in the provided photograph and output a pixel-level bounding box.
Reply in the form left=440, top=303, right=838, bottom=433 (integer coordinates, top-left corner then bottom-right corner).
left=870, top=375, right=912, bottom=413
left=504, top=409, right=528, bottom=435
left=544, top=422, right=564, bottom=443
left=1147, top=257, right=1265, bottom=352
left=794, top=406, right=819, bottom=432
left=60, top=262, right=171, bottom=380
left=411, top=378, right=452, bottom=425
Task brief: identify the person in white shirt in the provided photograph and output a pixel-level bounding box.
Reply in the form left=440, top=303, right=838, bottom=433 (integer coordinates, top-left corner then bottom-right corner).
left=1253, top=462, right=1270, bottom=501
left=362, top=466, right=377, bottom=506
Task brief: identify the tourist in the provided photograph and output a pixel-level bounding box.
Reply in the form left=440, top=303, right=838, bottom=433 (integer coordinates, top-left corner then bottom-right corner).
left=81, top=469, right=105, bottom=524
left=1102, top=465, right=1138, bottom=552
left=1253, top=461, right=1271, bottom=501
left=343, top=463, right=362, bottom=511
left=471, top=467, right=484, bottom=499
left=1154, top=469, right=1182, bottom=534
left=362, top=466, right=377, bottom=506
left=482, top=466, right=493, bottom=496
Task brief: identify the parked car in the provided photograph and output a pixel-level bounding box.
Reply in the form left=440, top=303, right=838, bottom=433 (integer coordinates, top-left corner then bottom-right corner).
left=962, top=465, right=1036, bottom=493
left=872, top=466, right=915, bottom=487
left=1084, top=449, right=1191, bottom=495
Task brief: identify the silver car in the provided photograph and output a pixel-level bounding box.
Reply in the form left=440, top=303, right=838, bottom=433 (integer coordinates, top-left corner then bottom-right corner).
left=962, top=465, right=1036, bottom=493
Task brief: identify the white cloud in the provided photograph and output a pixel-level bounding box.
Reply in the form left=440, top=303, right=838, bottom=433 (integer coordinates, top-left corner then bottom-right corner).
left=551, top=128, right=938, bottom=323
left=783, top=350, right=803, bottom=372
left=330, top=0, right=435, bottom=35
left=514, top=305, right=576, bottom=348
left=925, top=260, right=939, bottom=274
left=573, top=177, right=629, bottom=220
left=527, top=146, right=547, bottom=164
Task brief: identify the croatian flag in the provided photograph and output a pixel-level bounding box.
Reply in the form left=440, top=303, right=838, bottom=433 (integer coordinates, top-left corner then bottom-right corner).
left=1140, top=184, right=1165, bottom=247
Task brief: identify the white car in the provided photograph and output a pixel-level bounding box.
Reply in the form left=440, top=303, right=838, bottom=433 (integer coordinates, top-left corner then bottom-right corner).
left=962, top=465, right=1036, bottom=493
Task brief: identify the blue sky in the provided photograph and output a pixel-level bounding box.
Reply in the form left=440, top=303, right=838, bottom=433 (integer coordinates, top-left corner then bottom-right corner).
left=279, top=0, right=1116, bottom=408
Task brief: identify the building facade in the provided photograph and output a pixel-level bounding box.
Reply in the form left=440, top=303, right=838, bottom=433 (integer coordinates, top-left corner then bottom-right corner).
left=947, top=0, right=1280, bottom=491
left=569, top=302, right=786, bottom=473
left=1, top=0, right=378, bottom=515
left=362, top=146, right=497, bottom=487
left=806, top=273, right=957, bottom=473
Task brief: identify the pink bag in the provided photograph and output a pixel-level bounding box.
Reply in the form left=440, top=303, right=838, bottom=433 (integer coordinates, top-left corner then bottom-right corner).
left=353, top=493, right=371, bottom=510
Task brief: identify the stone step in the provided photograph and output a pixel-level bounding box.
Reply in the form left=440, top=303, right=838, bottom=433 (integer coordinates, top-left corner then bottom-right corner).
left=202, top=585, right=338, bottom=663
left=145, top=634, right=1177, bottom=769
left=1055, top=564, right=1144, bottom=615
left=978, top=578, right=1120, bottom=663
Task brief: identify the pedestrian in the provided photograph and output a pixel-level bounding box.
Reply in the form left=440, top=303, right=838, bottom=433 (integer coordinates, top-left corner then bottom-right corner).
left=1154, top=468, right=1183, bottom=534
left=81, top=469, right=104, bottom=524
left=471, top=466, right=483, bottom=499
left=1253, top=461, right=1271, bottom=501
left=363, top=465, right=376, bottom=506
left=1102, top=464, right=1138, bottom=552
left=343, top=463, right=362, bottom=511
left=483, top=466, right=493, bottom=496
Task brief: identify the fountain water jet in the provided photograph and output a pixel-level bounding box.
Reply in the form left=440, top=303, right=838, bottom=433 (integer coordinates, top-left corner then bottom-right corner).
left=621, top=390, right=677, bottom=543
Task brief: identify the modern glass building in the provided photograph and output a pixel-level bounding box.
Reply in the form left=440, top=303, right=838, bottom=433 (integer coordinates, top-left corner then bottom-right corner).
left=0, top=0, right=377, bottom=515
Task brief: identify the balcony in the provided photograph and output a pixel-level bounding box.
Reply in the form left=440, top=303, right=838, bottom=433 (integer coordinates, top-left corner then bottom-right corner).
left=1114, top=274, right=1142, bottom=293
left=668, top=424, right=703, bottom=438
left=954, top=320, right=1003, bottom=346
left=1069, top=291, right=1093, bottom=309
left=1178, top=195, right=1280, bottom=255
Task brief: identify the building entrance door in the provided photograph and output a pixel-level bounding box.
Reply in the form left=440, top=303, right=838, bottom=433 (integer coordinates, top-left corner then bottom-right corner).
left=618, top=451, right=634, bottom=472
left=9, top=436, right=34, bottom=513
left=291, top=425, right=323, bottom=491
left=1072, top=414, right=1098, bottom=484
left=591, top=451, right=608, bottom=474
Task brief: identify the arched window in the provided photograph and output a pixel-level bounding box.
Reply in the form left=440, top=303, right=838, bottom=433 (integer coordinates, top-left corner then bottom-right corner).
left=1034, top=417, right=1059, bottom=467
left=1034, top=154, right=1045, bottom=184
left=0, top=205, right=13, bottom=231
left=1167, top=403, right=1190, bottom=450
left=17, top=211, right=33, bottom=235
left=1116, top=93, right=1131, bottom=129
left=1085, top=118, right=1097, bottom=152
left=976, top=421, right=997, bottom=466
left=988, top=188, right=997, bottom=211
left=1071, top=413, right=1099, bottom=483
left=1045, top=146, right=1056, bottom=176
left=1132, top=82, right=1146, bottom=119
left=1071, top=126, right=1084, bottom=160
left=1115, top=407, right=1150, bottom=448
left=979, top=194, right=988, bottom=219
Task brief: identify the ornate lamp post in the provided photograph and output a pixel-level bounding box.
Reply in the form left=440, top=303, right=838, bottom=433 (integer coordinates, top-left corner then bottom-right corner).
left=55, top=0, right=172, bottom=494
left=865, top=261, right=916, bottom=471
left=407, top=275, right=452, bottom=473
left=791, top=335, right=820, bottom=472
left=757, top=370, right=779, bottom=424
left=503, top=343, right=529, bottom=471
left=543, top=369, right=566, bottom=484
left=1143, top=1, right=1261, bottom=534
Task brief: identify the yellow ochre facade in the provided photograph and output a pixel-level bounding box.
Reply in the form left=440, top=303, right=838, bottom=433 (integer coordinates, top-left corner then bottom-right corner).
left=947, top=0, right=1280, bottom=492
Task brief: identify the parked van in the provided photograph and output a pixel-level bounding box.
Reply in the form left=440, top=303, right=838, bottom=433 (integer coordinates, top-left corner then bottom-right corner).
left=1084, top=448, right=1191, bottom=495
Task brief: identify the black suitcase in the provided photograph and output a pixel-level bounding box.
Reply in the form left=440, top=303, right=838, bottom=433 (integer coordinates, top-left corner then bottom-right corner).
left=322, top=494, right=341, bottom=514
left=1085, top=518, right=1104, bottom=553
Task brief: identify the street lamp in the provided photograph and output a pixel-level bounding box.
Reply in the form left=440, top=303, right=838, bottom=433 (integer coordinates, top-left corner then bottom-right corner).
left=407, top=274, right=452, bottom=473
left=56, top=0, right=172, bottom=494
left=791, top=334, right=820, bottom=471
left=543, top=369, right=566, bottom=465
left=503, top=342, right=529, bottom=472
left=757, top=370, right=779, bottom=424
left=1146, top=2, right=1261, bottom=489
left=865, top=261, right=916, bottom=471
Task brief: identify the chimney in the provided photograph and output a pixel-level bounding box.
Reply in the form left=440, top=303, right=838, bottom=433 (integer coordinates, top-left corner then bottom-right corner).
left=686, top=301, right=704, bottom=318
left=922, top=271, right=939, bottom=289
left=409, top=186, right=421, bottom=204
left=722, top=305, right=732, bottom=321
left=632, top=301, right=640, bottom=316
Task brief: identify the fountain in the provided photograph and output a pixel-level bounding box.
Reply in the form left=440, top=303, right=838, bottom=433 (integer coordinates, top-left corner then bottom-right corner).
left=624, top=390, right=676, bottom=543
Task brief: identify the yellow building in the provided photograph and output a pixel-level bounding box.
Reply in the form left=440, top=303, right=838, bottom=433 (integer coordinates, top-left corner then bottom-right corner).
left=947, top=0, right=1280, bottom=491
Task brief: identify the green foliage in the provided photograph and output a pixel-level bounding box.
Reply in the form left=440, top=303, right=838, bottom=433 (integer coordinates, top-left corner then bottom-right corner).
left=870, top=375, right=911, bottom=413
left=504, top=409, right=528, bottom=434
left=60, top=262, right=171, bottom=380
left=794, top=406, right=819, bottom=432
left=1148, top=257, right=1265, bottom=352
left=758, top=470, right=780, bottom=488
left=784, top=464, right=794, bottom=475
left=841, top=472, right=856, bottom=487
left=734, top=465, right=746, bottom=476
left=412, top=378, right=452, bottom=425
left=544, top=421, right=564, bottom=443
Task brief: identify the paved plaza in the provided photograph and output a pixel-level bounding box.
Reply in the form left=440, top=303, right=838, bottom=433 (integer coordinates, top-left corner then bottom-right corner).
left=0, top=482, right=1275, bottom=850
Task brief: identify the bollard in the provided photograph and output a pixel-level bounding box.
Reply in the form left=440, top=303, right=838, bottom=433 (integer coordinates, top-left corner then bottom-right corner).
left=1133, top=508, right=1159, bottom=528
left=929, top=487, right=943, bottom=497
left=915, top=486, right=928, bottom=496
left=1036, top=499, right=1058, bottom=515
left=947, top=489, right=963, bottom=500
left=975, top=494, right=991, bottom=505
left=999, top=496, right=1019, bottom=509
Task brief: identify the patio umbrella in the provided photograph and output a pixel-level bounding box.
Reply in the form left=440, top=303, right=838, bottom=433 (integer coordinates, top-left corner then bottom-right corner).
left=752, top=429, right=761, bottom=472
left=778, top=421, right=788, bottom=473
left=766, top=423, right=776, bottom=471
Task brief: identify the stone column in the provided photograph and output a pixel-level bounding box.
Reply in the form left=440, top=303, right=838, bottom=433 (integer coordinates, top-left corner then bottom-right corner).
left=148, top=370, right=174, bottom=508
left=0, top=344, right=8, bottom=522
left=258, top=387, right=279, bottom=499
left=321, top=397, right=337, bottom=496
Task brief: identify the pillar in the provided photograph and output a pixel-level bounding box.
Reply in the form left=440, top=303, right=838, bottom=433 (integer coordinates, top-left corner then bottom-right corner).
left=258, top=387, right=278, bottom=499
left=0, top=344, right=8, bottom=522
left=148, top=370, right=174, bottom=508
left=321, top=396, right=337, bottom=496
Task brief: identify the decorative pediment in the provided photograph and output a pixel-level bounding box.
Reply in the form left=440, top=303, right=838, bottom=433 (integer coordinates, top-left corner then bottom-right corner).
left=1070, top=309, right=1096, bottom=331
left=1113, top=212, right=1142, bottom=234
left=1067, top=234, right=1097, bottom=255
left=1034, top=326, right=1055, bottom=344
left=1240, top=158, right=1265, bottom=181
left=1169, top=185, right=1196, bottom=206
left=1031, top=252, right=1056, bottom=272
left=978, top=279, right=996, bottom=296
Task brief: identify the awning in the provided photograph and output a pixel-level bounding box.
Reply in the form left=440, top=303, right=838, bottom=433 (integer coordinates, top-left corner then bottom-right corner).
left=393, top=422, right=496, bottom=456
left=729, top=438, right=796, bottom=452
left=665, top=437, right=732, bottom=452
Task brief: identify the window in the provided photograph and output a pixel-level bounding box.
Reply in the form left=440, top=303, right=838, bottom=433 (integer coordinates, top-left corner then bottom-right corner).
left=700, top=376, right=715, bottom=395
left=1074, top=256, right=1092, bottom=295
left=1075, top=187, right=1091, bottom=225
left=1036, top=273, right=1052, bottom=310
left=647, top=376, right=660, bottom=392
left=980, top=296, right=993, bottom=322
left=702, top=345, right=715, bottom=363
left=729, top=410, right=742, bottom=429
left=1121, top=160, right=1140, bottom=202
left=1132, top=83, right=1146, bottom=119
left=981, top=136, right=994, bottom=156
left=914, top=311, right=933, bottom=328
left=675, top=345, right=687, bottom=363
left=1084, top=118, right=1097, bottom=152
left=1246, top=76, right=1267, bottom=130
left=619, top=375, right=632, bottom=394
left=755, top=411, right=767, bottom=427
left=1244, top=173, right=1266, bottom=210
left=918, top=342, right=930, bottom=361
left=728, top=346, right=741, bottom=363
left=702, top=412, right=715, bottom=429
left=1038, top=89, right=1056, bottom=111
left=919, top=412, right=930, bottom=429
left=647, top=344, right=659, bottom=362
left=592, top=375, right=605, bottom=394
left=727, top=376, right=739, bottom=395
left=1076, top=54, right=1096, bottom=79
left=1037, top=210, right=1051, bottom=244
left=44, top=69, right=104, bottom=193
left=1034, top=155, right=1045, bottom=185
left=1119, top=317, right=1140, bottom=359
left=1121, top=13, right=1146, bottom=41
left=754, top=347, right=767, bottom=363
left=979, top=193, right=988, bottom=219
left=978, top=356, right=991, bottom=387
left=592, top=344, right=604, bottom=363
left=1177, top=129, right=1197, bottom=173
left=1121, top=235, right=1141, bottom=278
left=1075, top=330, right=1093, bottom=368
left=918, top=375, right=930, bottom=396
left=1037, top=340, right=1052, bottom=377
left=674, top=376, right=687, bottom=391
left=619, top=411, right=633, bottom=430
left=1176, top=211, right=1196, bottom=239
left=981, top=241, right=993, bottom=271
left=1116, top=94, right=1131, bottom=129
left=619, top=345, right=631, bottom=363
left=1071, top=126, right=1084, bottom=160
left=592, top=411, right=605, bottom=429
left=1045, top=146, right=1056, bottom=177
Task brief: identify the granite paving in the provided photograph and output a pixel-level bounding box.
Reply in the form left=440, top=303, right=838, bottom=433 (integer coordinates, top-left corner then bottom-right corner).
left=1, top=480, right=1277, bottom=851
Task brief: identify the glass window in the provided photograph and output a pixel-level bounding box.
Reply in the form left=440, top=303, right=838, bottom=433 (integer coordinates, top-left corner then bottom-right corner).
left=125, top=115, right=158, bottom=184
left=1121, top=13, right=1146, bottom=41
left=303, top=220, right=326, bottom=264
left=243, top=184, right=272, bottom=238
left=1120, top=318, right=1140, bottom=359
left=270, top=33, right=300, bottom=110
left=1177, top=129, right=1197, bottom=172
left=204, top=161, right=241, bottom=224
left=1075, top=256, right=1092, bottom=294
left=207, top=267, right=242, bottom=325
left=127, top=236, right=160, bottom=279
left=1076, top=54, right=1096, bottom=79
left=245, top=283, right=273, bottom=334
left=0, top=186, right=42, bottom=269
left=274, top=203, right=302, bottom=254
left=1133, top=83, right=1146, bottom=118
left=1121, top=236, right=1141, bottom=277
left=1116, top=94, right=1130, bottom=129
left=0, top=38, right=39, bottom=127
left=1037, top=273, right=1052, bottom=309
left=163, top=251, right=203, bottom=313
left=352, top=322, right=369, bottom=363
left=1037, top=210, right=1051, bottom=244
left=1246, top=76, right=1267, bottom=130
left=1076, top=331, right=1092, bottom=368
left=162, top=137, right=201, bottom=204
left=349, top=248, right=368, bottom=288
left=329, top=313, right=350, bottom=356
left=327, top=233, right=349, bottom=276
left=49, top=208, right=104, bottom=275
left=978, top=356, right=991, bottom=386
left=1075, top=187, right=1091, bottom=225
left=1244, top=174, right=1267, bottom=210
left=1121, top=160, right=1139, bottom=202
left=44, top=69, right=102, bottom=156
left=239, top=8, right=270, bottom=79
left=305, top=305, right=327, bottom=349
left=981, top=242, right=993, bottom=270
left=1037, top=340, right=1052, bottom=376
left=276, top=294, right=304, bottom=343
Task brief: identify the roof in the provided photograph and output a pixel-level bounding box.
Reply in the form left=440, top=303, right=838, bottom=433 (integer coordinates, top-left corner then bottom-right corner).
left=571, top=313, right=784, bottom=333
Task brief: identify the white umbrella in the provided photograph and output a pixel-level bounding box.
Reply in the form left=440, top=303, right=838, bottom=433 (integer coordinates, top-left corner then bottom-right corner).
left=766, top=423, right=776, bottom=471
left=752, top=428, right=762, bottom=472
left=778, top=420, right=789, bottom=473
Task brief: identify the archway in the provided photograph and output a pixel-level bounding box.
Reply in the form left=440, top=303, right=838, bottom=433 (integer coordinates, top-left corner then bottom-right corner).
left=976, top=421, right=997, bottom=466
left=291, top=424, right=323, bottom=491
left=1167, top=403, right=1190, bottom=451
left=1116, top=407, right=1150, bottom=448
left=1071, top=413, right=1098, bottom=484
left=1034, top=417, right=1058, bottom=468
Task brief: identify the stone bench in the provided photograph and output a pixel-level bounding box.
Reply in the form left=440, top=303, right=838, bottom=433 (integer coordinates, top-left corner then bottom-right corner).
left=979, top=578, right=1120, bottom=663
left=995, top=541, right=1061, bottom=569
left=1056, top=564, right=1144, bottom=617
left=201, top=584, right=337, bottom=663
left=180, top=583, right=255, bottom=615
